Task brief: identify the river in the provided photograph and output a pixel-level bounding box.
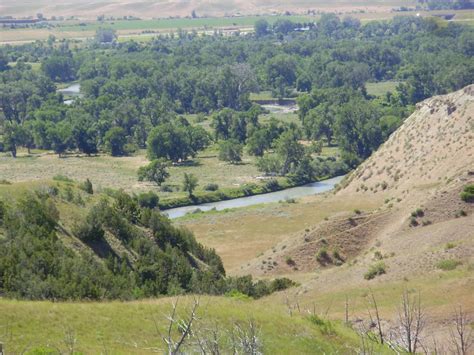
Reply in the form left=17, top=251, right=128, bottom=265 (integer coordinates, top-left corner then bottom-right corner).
left=164, top=175, right=344, bottom=219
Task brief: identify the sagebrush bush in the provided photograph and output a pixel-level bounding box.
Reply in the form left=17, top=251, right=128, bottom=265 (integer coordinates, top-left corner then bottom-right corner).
left=460, top=184, right=474, bottom=202
left=364, top=262, right=387, bottom=280
left=436, top=259, right=461, bottom=271
left=79, top=178, right=94, bottom=194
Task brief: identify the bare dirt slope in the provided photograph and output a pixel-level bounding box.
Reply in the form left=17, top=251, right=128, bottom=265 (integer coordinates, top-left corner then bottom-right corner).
left=1, top=0, right=415, bottom=19
left=241, top=85, right=474, bottom=282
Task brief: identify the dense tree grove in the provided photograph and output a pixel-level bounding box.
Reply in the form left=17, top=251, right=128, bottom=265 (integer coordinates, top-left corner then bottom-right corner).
left=0, top=189, right=294, bottom=300
left=0, top=15, right=472, bottom=171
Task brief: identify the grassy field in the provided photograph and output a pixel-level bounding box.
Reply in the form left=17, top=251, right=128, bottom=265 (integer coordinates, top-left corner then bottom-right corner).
left=0, top=295, right=391, bottom=354
left=0, top=145, right=263, bottom=197
left=366, top=81, right=400, bottom=97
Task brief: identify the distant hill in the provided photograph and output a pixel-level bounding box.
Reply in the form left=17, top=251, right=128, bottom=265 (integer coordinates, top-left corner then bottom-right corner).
left=0, top=0, right=416, bottom=19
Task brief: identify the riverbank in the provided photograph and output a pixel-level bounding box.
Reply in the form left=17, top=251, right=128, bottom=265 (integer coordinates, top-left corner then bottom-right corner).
left=163, top=175, right=346, bottom=219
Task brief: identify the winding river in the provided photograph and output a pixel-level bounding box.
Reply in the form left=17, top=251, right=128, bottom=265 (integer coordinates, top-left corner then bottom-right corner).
left=164, top=175, right=344, bottom=219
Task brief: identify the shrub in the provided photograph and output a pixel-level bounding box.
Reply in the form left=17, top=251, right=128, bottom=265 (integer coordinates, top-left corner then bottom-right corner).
left=364, top=262, right=387, bottom=280
left=354, top=209, right=362, bottom=214
left=460, top=184, right=474, bottom=202
left=0, top=200, right=5, bottom=225
left=285, top=256, right=296, bottom=266
left=409, top=216, right=419, bottom=227
left=444, top=242, right=456, bottom=250
left=316, top=247, right=331, bottom=264
left=161, top=184, right=174, bottom=192
left=265, top=179, right=280, bottom=191
left=455, top=210, right=467, bottom=218
left=373, top=251, right=383, bottom=260
left=79, top=178, right=93, bottom=194
left=270, top=277, right=297, bottom=292
left=73, top=209, right=105, bottom=242
left=411, top=208, right=424, bottom=217
left=436, top=259, right=461, bottom=271
left=204, top=183, right=219, bottom=191
left=137, top=191, right=159, bottom=209
left=0, top=179, right=11, bottom=185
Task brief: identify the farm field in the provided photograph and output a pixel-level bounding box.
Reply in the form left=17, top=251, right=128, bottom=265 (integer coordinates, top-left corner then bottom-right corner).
left=1, top=9, right=472, bottom=44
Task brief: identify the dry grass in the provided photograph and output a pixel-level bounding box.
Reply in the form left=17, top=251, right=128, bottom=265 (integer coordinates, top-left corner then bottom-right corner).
left=177, top=192, right=383, bottom=273
left=0, top=145, right=263, bottom=198
left=0, top=296, right=385, bottom=354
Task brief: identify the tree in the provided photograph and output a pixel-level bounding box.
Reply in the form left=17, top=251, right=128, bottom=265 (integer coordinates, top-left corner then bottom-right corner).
left=2, top=122, right=24, bottom=158
left=275, top=131, right=304, bottom=175
left=0, top=50, right=9, bottom=71
left=95, top=28, right=117, bottom=43
left=247, top=129, right=269, bottom=157
left=147, top=123, right=192, bottom=163
left=266, top=55, right=298, bottom=98
left=335, top=98, right=382, bottom=162
left=256, top=154, right=283, bottom=176
left=69, top=111, right=98, bottom=156
left=137, top=159, right=170, bottom=187
left=305, top=104, right=336, bottom=145
left=183, top=173, right=198, bottom=197
left=254, top=19, right=269, bottom=37
left=41, top=55, right=75, bottom=82
left=218, top=139, right=243, bottom=164
left=47, top=122, right=72, bottom=157
left=104, top=127, right=127, bottom=156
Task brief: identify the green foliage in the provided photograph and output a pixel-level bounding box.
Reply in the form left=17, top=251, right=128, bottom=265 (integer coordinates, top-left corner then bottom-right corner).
left=79, top=178, right=94, bottom=194
left=0, top=199, right=5, bottom=225
left=73, top=207, right=105, bottom=242
left=204, top=183, right=219, bottom=191
left=136, top=191, right=159, bottom=209
left=137, top=159, right=170, bottom=186
left=436, top=259, right=462, bottom=271
left=95, top=28, right=117, bottom=43
left=254, top=19, right=270, bottom=37
left=218, top=139, right=243, bottom=164
left=183, top=173, right=198, bottom=197
left=364, top=262, right=387, bottom=280
left=104, top=127, right=127, bottom=156
left=460, top=184, right=474, bottom=202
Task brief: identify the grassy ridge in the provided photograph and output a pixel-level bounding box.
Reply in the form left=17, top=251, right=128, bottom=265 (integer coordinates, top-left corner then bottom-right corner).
left=0, top=296, right=390, bottom=354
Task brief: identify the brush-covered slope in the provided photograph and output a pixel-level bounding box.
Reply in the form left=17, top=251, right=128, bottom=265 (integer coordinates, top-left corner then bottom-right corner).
left=0, top=180, right=295, bottom=300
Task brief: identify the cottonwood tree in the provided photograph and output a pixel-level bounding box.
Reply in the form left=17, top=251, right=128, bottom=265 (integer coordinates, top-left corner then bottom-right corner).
left=182, top=173, right=198, bottom=197
left=137, top=159, right=170, bottom=187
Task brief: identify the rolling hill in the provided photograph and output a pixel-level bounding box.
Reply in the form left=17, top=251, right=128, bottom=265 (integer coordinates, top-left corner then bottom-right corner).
left=1, top=0, right=416, bottom=19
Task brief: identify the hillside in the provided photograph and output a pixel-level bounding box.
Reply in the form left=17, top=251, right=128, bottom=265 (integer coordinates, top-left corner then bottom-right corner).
left=1, top=0, right=415, bottom=19
left=240, top=85, right=474, bottom=277
left=225, top=86, right=474, bottom=350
